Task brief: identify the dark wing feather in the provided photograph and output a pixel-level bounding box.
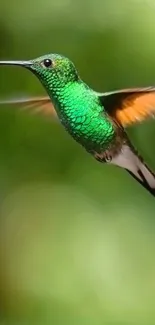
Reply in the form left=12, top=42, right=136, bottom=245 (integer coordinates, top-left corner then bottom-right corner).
left=100, top=87, right=155, bottom=127
left=0, top=96, right=58, bottom=118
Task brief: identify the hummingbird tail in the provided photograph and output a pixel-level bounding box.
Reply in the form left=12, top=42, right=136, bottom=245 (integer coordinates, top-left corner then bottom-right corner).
left=126, top=161, right=155, bottom=197
left=111, top=143, right=155, bottom=197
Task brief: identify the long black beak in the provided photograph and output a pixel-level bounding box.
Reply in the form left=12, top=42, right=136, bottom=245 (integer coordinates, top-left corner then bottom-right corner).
left=0, top=60, right=32, bottom=68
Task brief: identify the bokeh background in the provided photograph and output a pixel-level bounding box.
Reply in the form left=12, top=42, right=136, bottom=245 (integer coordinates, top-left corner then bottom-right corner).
left=0, top=0, right=155, bottom=324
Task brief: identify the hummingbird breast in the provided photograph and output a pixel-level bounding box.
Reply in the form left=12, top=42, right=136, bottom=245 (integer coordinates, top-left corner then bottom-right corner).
left=52, top=82, right=118, bottom=153
left=62, top=112, right=116, bottom=151
left=61, top=106, right=117, bottom=152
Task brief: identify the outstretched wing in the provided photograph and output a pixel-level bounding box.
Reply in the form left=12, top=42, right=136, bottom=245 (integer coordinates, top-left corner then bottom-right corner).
left=0, top=96, right=58, bottom=118
left=100, top=87, right=155, bottom=127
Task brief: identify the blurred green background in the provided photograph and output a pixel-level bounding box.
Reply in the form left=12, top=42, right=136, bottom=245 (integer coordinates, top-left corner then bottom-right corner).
left=0, top=0, right=155, bottom=324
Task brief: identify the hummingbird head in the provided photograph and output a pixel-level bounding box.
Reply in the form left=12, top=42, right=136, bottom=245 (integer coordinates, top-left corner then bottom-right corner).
left=0, top=53, right=79, bottom=92
left=31, top=54, right=79, bottom=87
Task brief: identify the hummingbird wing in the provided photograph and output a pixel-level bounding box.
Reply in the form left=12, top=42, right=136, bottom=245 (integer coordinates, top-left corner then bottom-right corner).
left=0, top=96, right=58, bottom=118
left=100, top=87, right=155, bottom=127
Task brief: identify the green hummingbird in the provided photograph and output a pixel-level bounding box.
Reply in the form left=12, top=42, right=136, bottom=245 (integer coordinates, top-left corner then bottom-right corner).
left=0, top=53, right=155, bottom=196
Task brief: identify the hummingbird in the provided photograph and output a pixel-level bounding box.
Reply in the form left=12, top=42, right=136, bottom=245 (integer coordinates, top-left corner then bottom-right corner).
left=0, top=53, right=155, bottom=197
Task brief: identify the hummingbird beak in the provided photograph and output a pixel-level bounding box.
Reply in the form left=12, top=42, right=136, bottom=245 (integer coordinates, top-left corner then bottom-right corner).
left=0, top=60, right=32, bottom=69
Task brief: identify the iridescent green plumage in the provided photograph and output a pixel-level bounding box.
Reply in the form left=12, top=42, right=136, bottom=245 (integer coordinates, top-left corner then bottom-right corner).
left=0, top=53, right=155, bottom=196
left=49, top=81, right=115, bottom=152
left=31, top=54, right=115, bottom=153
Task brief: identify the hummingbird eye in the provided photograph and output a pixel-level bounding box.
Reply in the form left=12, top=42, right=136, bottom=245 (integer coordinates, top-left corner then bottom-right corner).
left=43, top=59, right=52, bottom=68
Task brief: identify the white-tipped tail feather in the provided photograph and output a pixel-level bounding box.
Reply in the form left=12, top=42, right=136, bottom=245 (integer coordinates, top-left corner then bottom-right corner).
left=110, top=143, right=155, bottom=196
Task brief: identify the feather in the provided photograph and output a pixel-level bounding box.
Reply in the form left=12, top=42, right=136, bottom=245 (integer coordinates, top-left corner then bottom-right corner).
left=0, top=96, right=58, bottom=118
left=100, top=87, right=155, bottom=127
left=110, top=142, right=155, bottom=196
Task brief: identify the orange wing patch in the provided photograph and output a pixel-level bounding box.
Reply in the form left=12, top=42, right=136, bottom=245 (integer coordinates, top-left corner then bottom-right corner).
left=20, top=97, right=57, bottom=117
left=0, top=97, right=58, bottom=118
left=114, top=92, right=155, bottom=127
